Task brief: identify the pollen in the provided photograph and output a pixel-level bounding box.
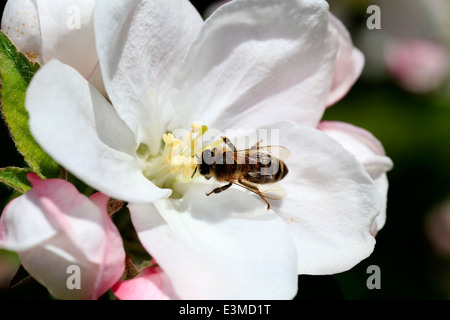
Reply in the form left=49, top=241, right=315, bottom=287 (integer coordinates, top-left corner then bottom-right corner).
left=141, top=123, right=212, bottom=192
left=161, top=123, right=207, bottom=177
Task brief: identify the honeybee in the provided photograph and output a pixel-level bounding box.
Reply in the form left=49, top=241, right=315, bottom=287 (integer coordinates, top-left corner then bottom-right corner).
left=192, top=137, right=290, bottom=210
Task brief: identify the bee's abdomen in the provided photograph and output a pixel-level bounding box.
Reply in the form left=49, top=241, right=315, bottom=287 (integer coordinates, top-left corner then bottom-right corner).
left=245, top=158, right=287, bottom=184
left=274, top=160, right=288, bottom=181
left=246, top=158, right=288, bottom=184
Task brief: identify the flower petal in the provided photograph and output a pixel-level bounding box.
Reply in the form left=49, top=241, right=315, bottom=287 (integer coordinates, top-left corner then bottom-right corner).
left=170, top=0, right=338, bottom=131
left=0, top=180, right=57, bottom=252
left=112, top=265, right=178, bottom=300
left=25, top=60, right=171, bottom=203
left=35, top=0, right=104, bottom=93
left=384, top=39, right=449, bottom=93
left=1, top=0, right=43, bottom=63
left=317, top=121, right=393, bottom=232
left=326, top=13, right=364, bottom=106
left=94, top=0, right=203, bottom=153
left=0, top=174, right=125, bottom=300
left=88, top=192, right=127, bottom=299
left=129, top=183, right=298, bottom=299
left=263, top=122, right=381, bottom=274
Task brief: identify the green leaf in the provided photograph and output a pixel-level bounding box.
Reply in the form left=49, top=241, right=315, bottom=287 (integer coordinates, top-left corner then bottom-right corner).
left=0, top=167, right=32, bottom=193
left=0, top=30, right=60, bottom=179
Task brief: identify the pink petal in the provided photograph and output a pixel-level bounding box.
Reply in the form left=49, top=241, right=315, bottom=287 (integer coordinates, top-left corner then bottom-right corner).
left=89, top=192, right=110, bottom=210
left=326, top=13, right=364, bottom=107
left=426, top=200, right=450, bottom=256
left=317, top=121, right=387, bottom=157
left=88, top=192, right=127, bottom=299
left=384, top=39, right=449, bottom=93
left=112, top=265, right=178, bottom=300
left=0, top=174, right=125, bottom=299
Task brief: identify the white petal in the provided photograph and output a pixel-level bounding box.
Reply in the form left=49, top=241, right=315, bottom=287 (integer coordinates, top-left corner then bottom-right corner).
left=18, top=236, right=100, bottom=300
left=262, top=122, right=380, bottom=274
left=129, top=183, right=298, bottom=299
left=26, top=60, right=170, bottom=203
left=318, top=121, right=393, bottom=231
left=0, top=188, right=57, bottom=252
left=1, top=0, right=43, bottom=63
left=35, top=0, right=104, bottom=93
left=170, top=0, right=338, bottom=131
left=94, top=0, right=203, bottom=154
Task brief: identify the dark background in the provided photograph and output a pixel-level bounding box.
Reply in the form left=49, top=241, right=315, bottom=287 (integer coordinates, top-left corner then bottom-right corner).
left=1, top=0, right=449, bottom=300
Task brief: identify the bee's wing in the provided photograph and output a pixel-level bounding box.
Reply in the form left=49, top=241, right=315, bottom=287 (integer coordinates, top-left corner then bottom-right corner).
left=232, top=146, right=290, bottom=164
left=256, top=182, right=287, bottom=200
left=231, top=150, right=251, bottom=165
left=232, top=179, right=287, bottom=200
left=253, top=146, right=291, bottom=161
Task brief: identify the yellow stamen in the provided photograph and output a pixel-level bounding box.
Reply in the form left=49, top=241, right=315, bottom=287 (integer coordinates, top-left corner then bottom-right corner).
left=141, top=123, right=218, bottom=192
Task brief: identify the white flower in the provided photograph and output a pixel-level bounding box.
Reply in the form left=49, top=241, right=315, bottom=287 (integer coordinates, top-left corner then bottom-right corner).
left=24, top=0, right=390, bottom=299
left=1, top=0, right=104, bottom=93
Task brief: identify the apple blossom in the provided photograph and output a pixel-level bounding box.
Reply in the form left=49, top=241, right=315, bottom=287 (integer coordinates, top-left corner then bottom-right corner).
left=384, top=39, right=449, bottom=94
left=1, top=0, right=104, bottom=94
left=426, top=200, right=450, bottom=257
left=22, top=0, right=391, bottom=299
left=0, top=173, right=125, bottom=299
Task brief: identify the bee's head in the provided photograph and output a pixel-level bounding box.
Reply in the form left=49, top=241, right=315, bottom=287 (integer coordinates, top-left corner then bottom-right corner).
left=197, top=148, right=216, bottom=178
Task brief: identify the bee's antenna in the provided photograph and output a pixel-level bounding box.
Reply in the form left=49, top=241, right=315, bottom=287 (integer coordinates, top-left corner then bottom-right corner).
left=191, top=154, right=199, bottom=178
left=191, top=166, right=198, bottom=179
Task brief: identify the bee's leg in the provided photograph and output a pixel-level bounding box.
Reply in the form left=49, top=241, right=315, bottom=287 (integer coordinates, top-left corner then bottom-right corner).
left=222, top=136, right=236, bottom=152
left=206, top=182, right=233, bottom=196
left=259, top=194, right=271, bottom=210
left=238, top=179, right=271, bottom=210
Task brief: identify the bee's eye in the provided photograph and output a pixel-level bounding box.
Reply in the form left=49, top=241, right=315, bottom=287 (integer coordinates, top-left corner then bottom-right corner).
left=200, top=165, right=210, bottom=176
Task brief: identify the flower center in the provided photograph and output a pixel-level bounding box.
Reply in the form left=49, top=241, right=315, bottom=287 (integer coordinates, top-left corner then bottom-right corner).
left=138, top=123, right=220, bottom=196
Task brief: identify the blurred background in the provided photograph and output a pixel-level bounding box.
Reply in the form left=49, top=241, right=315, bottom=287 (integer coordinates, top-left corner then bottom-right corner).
left=0, top=0, right=449, bottom=299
